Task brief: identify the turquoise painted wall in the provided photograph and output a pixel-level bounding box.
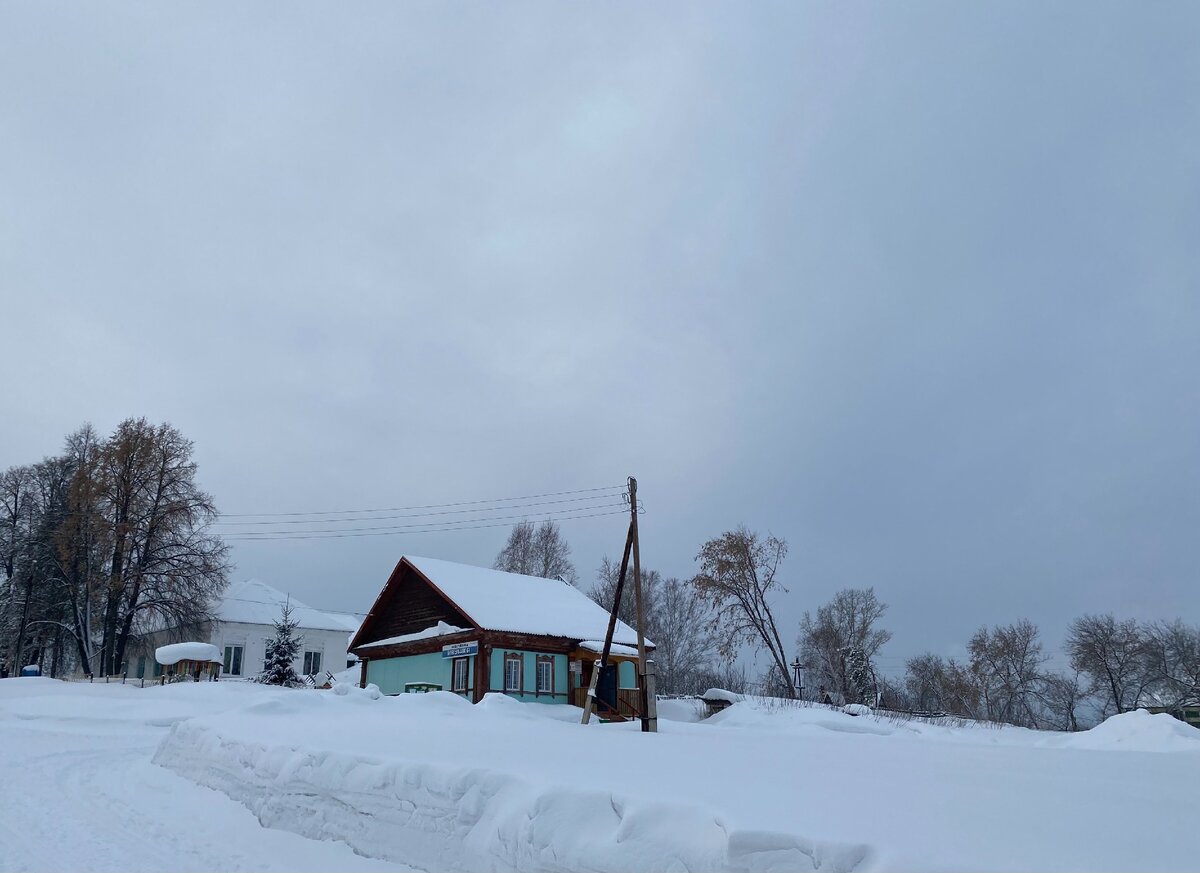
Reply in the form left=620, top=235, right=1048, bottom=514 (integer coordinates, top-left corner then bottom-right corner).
left=618, top=660, right=637, bottom=689
left=366, top=651, right=475, bottom=696
left=488, top=648, right=569, bottom=703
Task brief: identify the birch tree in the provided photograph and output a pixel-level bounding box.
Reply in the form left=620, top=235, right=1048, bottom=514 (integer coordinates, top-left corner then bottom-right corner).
left=692, top=527, right=795, bottom=697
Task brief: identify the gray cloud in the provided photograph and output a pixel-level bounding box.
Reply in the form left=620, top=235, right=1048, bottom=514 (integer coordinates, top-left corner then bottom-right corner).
left=3, top=3, right=1197, bottom=679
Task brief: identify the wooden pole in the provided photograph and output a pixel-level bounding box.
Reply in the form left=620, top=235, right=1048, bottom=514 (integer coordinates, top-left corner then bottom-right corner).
left=629, top=477, right=656, bottom=733
left=581, top=522, right=634, bottom=725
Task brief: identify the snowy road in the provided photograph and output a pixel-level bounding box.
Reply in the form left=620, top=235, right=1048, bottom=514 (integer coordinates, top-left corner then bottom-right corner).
left=0, top=684, right=416, bottom=873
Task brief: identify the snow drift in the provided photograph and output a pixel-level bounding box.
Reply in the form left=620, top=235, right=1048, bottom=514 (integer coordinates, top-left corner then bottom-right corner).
left=1054, top=709, right=1200, bottom=753
left=155, top=692, right=868, bottom=873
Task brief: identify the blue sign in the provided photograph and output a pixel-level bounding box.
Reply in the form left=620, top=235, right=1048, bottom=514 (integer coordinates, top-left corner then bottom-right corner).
left=442, top=641, right=479, bottom=659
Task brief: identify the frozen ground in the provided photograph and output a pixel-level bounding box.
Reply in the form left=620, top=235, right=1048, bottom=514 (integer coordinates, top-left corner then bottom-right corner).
left=1, top=678, right=1198, bottom=872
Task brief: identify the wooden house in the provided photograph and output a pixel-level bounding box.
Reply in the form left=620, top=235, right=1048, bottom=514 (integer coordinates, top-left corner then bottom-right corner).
left=349, top=556, right=654, bottom=719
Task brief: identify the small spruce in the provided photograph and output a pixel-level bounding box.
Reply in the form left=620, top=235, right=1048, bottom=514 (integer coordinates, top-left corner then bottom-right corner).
left=260, top=600, right=303, bottom=686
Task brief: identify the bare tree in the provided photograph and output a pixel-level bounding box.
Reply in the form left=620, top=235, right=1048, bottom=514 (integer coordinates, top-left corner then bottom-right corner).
left=690, top=660, right=751, bottom=696
left=2, top=420, right=228, bottom=678
left=1141, top=619, right=1200, bottom=708
left=589, top=555, right=660, bottom=628
left=798, top=587, right=892, bottom=701
left=652, top=576, right=717, bottom=694
left=692, top=527, right=795, bottom=697
left=1040, top=671, right=1092, bottom=732
left=1065, top=614, right=1150, bottom=716
left=55, top=425, right=108, bottom=675
left=968, top=620, right=1047, bottom=728
left=494, top=520, right=577, bottom=583
left=0, top=464, right=35, bottom=672
left=587, top=561, right=712, bottom=694
left=904, top=653, right=949, bottom=712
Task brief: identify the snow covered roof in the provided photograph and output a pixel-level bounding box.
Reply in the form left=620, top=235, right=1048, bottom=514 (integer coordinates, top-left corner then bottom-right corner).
left=579, top=640, right=640, bottom=657
left=390, top=556, right=651, bottom=648
left=218, top=579, right=357, bottom=632
left=360, top=622, right=468, bottom=649
left=156, top=642, right=222, bottom=665
left=323, top=611, right=365, bottom=634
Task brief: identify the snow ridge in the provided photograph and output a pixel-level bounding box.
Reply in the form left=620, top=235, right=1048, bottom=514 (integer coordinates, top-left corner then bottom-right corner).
left=156, top=720, right=868, bottom=873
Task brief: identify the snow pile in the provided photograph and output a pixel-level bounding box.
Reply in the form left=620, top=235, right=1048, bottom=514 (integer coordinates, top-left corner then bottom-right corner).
left=656, top=697, right=707, bottom=723
left=156, top=691, right=867, bottom=873
left=706, top=700, right=895, bottom=737
left=1057, top=709, right=1200, bottom=753
left=156, top=642, right=222, bottom=665
left=702, top=687, right=745, bottom=703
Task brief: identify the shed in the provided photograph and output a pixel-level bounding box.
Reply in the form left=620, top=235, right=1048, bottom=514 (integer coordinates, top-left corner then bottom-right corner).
left=155, top=642, right=223, bottom=681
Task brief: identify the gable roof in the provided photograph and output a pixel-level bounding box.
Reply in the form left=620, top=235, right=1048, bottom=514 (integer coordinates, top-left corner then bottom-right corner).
left=354, top=555, right=650, bottom=649
left=218, top=579, right=355, bottom=633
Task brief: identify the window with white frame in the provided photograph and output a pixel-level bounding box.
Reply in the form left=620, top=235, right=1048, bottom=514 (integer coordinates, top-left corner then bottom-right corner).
left=303, top=650, right=322, bottom=675
left=535, top=656, right=553, bottom=694
left=223, top=645, right=243, bottom=676
left=504, top=653, right=523, bottom=692
left=452, top=657, right=469, bottom=692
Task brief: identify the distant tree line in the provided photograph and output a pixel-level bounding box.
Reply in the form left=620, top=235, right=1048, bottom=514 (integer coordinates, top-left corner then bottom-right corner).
left=0, top=419, right=229, bottom=678
left=497, top=521, right=1200, bottom=728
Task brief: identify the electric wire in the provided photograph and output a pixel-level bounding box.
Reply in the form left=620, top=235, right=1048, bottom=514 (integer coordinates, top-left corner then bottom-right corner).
left=218, top=484, right=628, bottom=519
left=213, top=491, right=627, bottom=527
left=223, top=506, right=639, bottom=542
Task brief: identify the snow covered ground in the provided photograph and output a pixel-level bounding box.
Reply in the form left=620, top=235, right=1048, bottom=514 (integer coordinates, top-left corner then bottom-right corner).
left=2, top=678, right=1197, bottom=872
left=0, top=679, right=412, bottom=873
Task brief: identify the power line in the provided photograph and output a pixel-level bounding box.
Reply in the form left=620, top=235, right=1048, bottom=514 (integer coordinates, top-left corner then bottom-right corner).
left=223, top=503, right=629, bottom=538
left=213, top=492, right=626, bottom=527
left=218, top=484, right=628, bottom=519
left=223, top=507, right=635, bottom=542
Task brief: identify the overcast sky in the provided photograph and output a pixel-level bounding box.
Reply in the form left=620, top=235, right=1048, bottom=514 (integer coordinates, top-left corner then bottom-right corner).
left=3, top=3, right=1197, bottom=681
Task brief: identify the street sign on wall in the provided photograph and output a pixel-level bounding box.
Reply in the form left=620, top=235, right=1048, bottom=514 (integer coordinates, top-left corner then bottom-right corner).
left=441, top=641, right=479, bottom=659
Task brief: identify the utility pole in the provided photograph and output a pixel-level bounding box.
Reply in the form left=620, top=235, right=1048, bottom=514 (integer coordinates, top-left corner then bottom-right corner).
left=580, top=476, right=656, bottom=733
left=629, top=477, right=656, bottom=733
left=580, top=524, right=632, bottom=726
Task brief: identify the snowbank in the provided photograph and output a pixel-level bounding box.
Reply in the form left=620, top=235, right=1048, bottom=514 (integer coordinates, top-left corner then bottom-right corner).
left=156, top=691, right=868, bottom=873
left=656, top=697, right=707, bottom=723
left=1055, top=709, right=1200, bottom=753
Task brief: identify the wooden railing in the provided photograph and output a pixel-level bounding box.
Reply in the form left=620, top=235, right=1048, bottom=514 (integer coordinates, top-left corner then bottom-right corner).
left=572, top=687, right=642, bottom=720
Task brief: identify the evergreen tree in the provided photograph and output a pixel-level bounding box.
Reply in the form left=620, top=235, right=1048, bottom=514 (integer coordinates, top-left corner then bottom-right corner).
left=260, top=600, right=302, bottom=686
left=845, top=644, right=874, bottom=705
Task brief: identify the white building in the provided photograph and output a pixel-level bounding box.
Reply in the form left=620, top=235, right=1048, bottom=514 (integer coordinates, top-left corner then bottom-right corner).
left=129, top=579, right=361, bottom=681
